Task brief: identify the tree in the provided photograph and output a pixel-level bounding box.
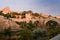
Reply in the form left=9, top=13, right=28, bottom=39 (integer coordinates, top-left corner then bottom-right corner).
left=47, top=27, right=60, bottom=39
left=21, top=11, right=27, bottom=19
left=10, top=12, right=20, bottom=18
left=16, top=21, right=35, bottom=31
left=4, top=13, right=11, bottom=18
left=16, top=21, right=27, bottom=29
left=19, top=29, right=33, bottom=40
left=4, top=27, right=11, bottom=40
left=34, top=21, right=40, bottom=28
left=27, top=21, right=35, bottom=31
left=11, top=12, right=19, bottom=15
left=0, top=11, right=4, bottom=15
left=22, top=11, right=27, bottom=15
left=4, top=27, right=11, bottom=36
left=33, top=29, right=47, bottom=40
left=46, top=20, right=60, bottom=39
left=27, top=10, right=33, bottom=13
left=46, top=20, right=58, bottom=29
left=33, top=13, right=40, bottom=17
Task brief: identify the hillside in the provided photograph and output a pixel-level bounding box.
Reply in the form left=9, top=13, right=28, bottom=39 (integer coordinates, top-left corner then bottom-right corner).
left=0, top=15, right=21, bottom=31
left=0, top=7, right=60, bottom=40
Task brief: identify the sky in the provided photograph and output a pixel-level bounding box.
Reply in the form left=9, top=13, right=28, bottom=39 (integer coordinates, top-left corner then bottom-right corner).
left=0, top=0, right=60, bottom=16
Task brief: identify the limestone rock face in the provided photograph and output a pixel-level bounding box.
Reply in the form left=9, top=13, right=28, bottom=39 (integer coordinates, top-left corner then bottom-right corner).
left=2, top=7, right=11, bottom=14
left=0, top=15, right=20, bottom=31
left=44, top=17, right=60, bottom=28
left=44, top=17, right=60, bottom=25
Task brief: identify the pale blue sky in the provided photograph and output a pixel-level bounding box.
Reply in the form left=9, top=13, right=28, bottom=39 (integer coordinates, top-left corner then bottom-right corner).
left=0, top=0, right=60, bottom=16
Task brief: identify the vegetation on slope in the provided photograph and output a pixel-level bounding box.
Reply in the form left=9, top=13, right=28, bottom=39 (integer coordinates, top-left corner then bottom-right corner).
left=0, top=10, right=60, bottom=40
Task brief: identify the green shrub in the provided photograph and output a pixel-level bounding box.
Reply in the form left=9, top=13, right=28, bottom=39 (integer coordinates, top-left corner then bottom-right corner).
left=19, top=29, right=33, bottom=40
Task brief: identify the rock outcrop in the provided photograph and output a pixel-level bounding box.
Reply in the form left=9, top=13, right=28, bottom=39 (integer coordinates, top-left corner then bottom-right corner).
left=0, top=15, right=20, bottom=32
